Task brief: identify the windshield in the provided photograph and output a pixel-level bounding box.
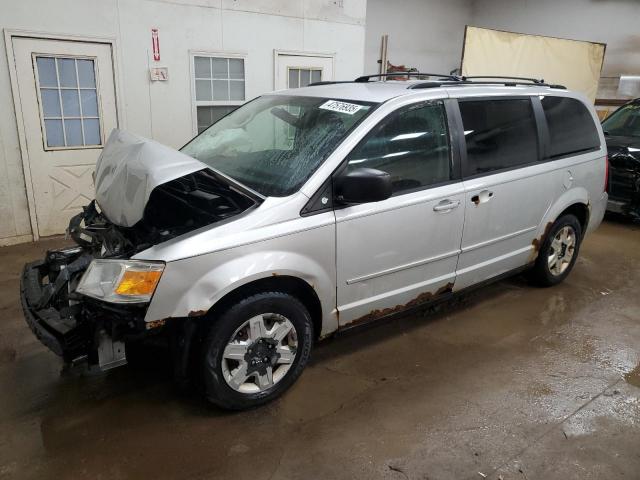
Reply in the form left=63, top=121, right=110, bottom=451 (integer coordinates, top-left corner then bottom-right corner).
left=182, top=95, right=376, bottom=196
left=602, top=102, right=640, bottom=137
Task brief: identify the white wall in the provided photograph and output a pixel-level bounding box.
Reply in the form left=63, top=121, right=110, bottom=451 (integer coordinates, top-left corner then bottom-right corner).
left=365, top=0, right=640, bottom=79
left=0, top=0, right=366, bottom=245
left=364, top=0, right=473, bottom=75
left=471, top=0, right=640, bottom=77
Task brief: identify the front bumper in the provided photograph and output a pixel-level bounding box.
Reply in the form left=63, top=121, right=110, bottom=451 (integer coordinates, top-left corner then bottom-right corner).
left=21, top=253, right=151, bottom=369
left=21, top=260, right=89, bottom=361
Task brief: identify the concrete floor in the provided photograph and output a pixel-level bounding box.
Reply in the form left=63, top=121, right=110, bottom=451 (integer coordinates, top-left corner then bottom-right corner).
left=1, top=218, right=639, bottom=480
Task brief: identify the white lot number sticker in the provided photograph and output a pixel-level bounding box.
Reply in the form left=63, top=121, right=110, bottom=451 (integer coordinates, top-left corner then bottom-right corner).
left=319, top=100, right=363, bottom=115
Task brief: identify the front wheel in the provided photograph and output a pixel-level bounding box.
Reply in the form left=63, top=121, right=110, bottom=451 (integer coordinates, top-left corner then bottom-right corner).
left=528, top=214, right=583, bottom=287
left=201, top=292, right=313, bottom=410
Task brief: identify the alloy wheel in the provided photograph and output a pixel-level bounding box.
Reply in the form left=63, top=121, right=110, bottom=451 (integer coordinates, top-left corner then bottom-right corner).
left=547, top=225, right=577, bottom=276
left=221, top=313, right=298, bottom=393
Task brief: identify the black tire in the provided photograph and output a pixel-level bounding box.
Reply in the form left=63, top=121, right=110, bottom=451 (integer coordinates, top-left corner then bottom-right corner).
left=528, top=214, right=583, bottom=287
left=201, top=291, right=313, bottom=410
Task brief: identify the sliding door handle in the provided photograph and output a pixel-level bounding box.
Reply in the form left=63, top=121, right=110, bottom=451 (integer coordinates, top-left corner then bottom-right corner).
left=433, top=199, right=461, bottom=212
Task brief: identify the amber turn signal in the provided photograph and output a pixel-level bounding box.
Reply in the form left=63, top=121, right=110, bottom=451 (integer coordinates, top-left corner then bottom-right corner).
left=115, top=270, right=163, bottom=296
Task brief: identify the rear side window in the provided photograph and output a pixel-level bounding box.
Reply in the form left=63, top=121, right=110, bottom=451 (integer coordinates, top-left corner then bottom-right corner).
left=541, top=96, right=600, bottom=158
left=459, top=99, right=538, bottom=176
left=345, top=101, right=451, bottom=194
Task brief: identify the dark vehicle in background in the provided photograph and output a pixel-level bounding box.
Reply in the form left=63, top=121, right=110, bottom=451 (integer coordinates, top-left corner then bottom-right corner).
left=602, top=99, right=640, bottom=220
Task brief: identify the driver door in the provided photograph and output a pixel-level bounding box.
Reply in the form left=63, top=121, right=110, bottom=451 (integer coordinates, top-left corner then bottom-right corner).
left=335, top=101, right=466, bottom=326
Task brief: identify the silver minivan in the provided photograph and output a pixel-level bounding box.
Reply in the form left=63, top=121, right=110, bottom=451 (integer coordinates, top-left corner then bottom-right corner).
left=21, top=74, right=608, bottom=409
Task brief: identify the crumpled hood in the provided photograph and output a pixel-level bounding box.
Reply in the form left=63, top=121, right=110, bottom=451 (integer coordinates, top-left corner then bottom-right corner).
left=95, top=129, right=209, bottom=227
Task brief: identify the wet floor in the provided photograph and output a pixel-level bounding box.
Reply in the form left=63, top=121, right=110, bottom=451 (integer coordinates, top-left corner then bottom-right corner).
left=1, top=218, right=639, bottom=479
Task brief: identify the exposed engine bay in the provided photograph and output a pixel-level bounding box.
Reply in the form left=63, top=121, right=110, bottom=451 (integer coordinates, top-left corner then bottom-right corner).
left=21, top=163, right=258, bottom=370
left=70, top=169, right=257, bottom=258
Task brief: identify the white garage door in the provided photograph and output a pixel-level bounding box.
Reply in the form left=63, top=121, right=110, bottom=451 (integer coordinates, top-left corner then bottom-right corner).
left=11, top=37, right=118, bottom=237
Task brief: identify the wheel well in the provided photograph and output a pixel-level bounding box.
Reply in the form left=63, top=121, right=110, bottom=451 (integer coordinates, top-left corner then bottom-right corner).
left=205, top=276, right=323, bottom=340
left=558, top=203, right=589, bottom=234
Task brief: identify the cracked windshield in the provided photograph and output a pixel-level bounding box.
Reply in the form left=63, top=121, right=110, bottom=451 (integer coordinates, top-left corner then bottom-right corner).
left=182, top=95, right=376, bottom=196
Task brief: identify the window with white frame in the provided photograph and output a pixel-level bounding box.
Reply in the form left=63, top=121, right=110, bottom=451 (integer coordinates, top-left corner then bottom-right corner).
left=288, top=68, right=322, bottom=88
left=193, top=55, right=245, bottom=133
left=35, top=55, right=102, bottom=149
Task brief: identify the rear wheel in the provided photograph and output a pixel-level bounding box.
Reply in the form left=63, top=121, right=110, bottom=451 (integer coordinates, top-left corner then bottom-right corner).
left=201, top=292, right=313, bottom=410
left=529, top=214, right=582, bottom=287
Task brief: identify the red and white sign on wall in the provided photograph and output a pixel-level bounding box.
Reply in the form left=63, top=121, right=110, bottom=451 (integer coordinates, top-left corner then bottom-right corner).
left=151, top=28, right=160, bottom=61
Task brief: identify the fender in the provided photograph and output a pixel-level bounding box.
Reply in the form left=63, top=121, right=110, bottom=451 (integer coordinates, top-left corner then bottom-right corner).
left=143, top=230, right=338, bottom=337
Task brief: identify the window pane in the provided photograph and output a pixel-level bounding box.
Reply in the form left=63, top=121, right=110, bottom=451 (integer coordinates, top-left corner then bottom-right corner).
left=346, top=102, right=451, bottom=194
left=459, top=99, right=538, bottom=176
left=212, top=58, right=228, bottom=79
left=61, top=89, right=81, bottom=117
left=64, top=119, right=83, bottom=145
left=195, top=79, right=212, bottom=101
left=229, top=59, right=244, bottom=79
left=197, top=106, right=213, bottom=128
left=542, top=96, right=600, bottom=158
left=83, top=118, right=101, bottom=145
left=230, top=81, right=245, bottom=101
left=311, top=70, right=321, bottom=84
left=288, top=69, right=299, bottom=88
left=80, top=89, right=99, bottom=117
left=213, top=80, right=229, bottom=100
left=300, top=69, right=311, bottom=87
left=40, top=89, right=61, bottom=117
left=194, top=56, right=212, bottom=78
left=44, top=119, right=64, bottom=147
left=197, top=106, right=237, bottom=133
left=36, top=57, right=58, bottom=87
left=76, top=59, right=96, bottom=88
left=57, top=58, right=77, bottom=88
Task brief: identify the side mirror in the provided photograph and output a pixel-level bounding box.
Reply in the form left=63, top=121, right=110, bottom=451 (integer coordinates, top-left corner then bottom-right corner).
left=335, top=168, right=392, bottom=205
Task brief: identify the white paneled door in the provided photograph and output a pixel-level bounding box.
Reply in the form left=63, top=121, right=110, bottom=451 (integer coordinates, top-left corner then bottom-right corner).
left=275, top=53, right=334, bottom=90
left=12, top=37, right=117, bottom=237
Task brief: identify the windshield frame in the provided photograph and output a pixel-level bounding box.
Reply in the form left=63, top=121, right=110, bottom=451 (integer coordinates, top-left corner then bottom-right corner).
left=180, top=94, right=380, bottom=197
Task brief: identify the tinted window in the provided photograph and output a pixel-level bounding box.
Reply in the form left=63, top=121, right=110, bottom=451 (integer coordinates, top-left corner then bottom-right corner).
left=459, top=99, right=538, bottom=176
left=345, top=102, right=451, bottom=194
left=542, top=96, right=600, bottom=158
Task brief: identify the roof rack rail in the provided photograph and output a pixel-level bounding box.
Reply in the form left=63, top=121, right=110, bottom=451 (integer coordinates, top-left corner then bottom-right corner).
left=307, top=81, right=355, bottom=87
left=462, top=75, right=545, bottom=84
left=408, top=80, right=567, bottom=90
left=354, top=72, right=461, bottom=83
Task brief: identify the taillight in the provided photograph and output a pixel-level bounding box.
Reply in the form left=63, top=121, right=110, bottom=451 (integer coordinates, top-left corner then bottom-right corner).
left=604, top=155, right=609, bottom=193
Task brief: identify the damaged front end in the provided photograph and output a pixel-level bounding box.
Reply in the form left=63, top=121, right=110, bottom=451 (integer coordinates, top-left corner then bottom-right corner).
left=607, top=145, right=640, bottom=220
left=21, top=130, right=259, bottom=371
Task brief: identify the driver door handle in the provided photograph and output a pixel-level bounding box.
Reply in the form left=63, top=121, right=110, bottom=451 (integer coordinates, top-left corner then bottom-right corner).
left=433, top=199, right=461, bottom=212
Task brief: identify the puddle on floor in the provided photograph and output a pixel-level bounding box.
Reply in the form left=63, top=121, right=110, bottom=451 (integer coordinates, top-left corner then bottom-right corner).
left=624, top=363, right=640, bottom=388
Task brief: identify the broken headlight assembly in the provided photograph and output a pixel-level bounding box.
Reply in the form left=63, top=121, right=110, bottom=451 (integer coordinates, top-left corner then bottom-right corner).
left=76, top=259, right=165, bottom=303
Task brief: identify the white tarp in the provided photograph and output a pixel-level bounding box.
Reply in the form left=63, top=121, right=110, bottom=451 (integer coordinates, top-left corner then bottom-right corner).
left=94, top=129, right=208, bottom=227
left=461, top=26, right=606, bottom=103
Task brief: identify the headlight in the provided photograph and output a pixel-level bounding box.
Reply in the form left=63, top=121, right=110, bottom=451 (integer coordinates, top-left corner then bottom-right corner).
left=76, top=260, right=165, bottom=303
